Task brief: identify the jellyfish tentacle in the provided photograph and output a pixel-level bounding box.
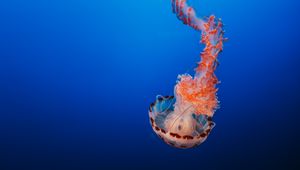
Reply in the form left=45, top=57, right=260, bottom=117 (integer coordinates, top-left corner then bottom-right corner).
left=172, top=0, right=225, bottom=117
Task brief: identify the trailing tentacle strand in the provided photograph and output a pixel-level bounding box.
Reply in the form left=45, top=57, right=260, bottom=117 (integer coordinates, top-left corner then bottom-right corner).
left=172, top=0, right=226, bottom=117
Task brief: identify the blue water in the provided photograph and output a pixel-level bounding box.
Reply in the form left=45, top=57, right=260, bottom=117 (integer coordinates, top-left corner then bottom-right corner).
left=1, top=0, right=299, bottom=169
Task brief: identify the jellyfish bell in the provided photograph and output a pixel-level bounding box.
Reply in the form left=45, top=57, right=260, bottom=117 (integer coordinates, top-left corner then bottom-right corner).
left=149, top=95, right=215, bottom=149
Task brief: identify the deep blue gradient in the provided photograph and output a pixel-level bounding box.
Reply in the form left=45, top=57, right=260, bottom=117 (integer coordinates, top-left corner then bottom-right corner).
left=1, top=0, right=300, bottom=169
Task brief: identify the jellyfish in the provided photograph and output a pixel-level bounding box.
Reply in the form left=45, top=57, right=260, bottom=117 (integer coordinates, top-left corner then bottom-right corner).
left=149, top=0, right=226, bottom=149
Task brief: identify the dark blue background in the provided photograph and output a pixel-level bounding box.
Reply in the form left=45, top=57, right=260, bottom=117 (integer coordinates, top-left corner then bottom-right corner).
left=1, top=0, right=299, bottom=169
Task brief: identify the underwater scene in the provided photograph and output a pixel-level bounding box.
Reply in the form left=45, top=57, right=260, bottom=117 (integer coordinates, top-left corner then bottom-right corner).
left=0, top=0, right=300, bottom=169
